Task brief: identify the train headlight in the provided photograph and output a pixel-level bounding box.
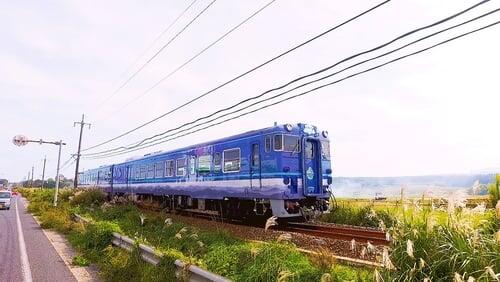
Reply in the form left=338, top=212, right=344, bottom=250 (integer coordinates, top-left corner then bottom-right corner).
left=284, top=124, right=293, bottom=132
left=322, top=131, right=329, bottom=138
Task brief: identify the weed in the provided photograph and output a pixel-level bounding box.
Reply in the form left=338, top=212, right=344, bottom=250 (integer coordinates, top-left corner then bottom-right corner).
left=489, top=174, right=500, bottom=206
left=72, top=255, right=90, bottom=266
left=321, top=204, right=397, bottom=228
left=71, top=189, right=106, bottom=208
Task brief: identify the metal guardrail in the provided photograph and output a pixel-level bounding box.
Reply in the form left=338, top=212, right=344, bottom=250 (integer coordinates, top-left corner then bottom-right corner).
left=73, top=214, right=230, bottom=282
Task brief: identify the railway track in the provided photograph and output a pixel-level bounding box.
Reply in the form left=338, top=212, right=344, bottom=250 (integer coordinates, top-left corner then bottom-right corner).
left=136, top=202, right=390, bottom=245
left=280, top=222, right=390, bottom=245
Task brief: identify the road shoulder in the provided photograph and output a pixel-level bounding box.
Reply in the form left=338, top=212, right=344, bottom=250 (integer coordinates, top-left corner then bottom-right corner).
left=21, top=197, right=101, bottom=282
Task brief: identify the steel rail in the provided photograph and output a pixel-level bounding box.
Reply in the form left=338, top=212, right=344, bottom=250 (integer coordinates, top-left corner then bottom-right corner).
left=281, top=222, right=389, bottom=245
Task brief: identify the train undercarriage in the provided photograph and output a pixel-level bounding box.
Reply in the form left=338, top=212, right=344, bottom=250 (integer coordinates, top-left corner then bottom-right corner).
left=116, top=193, right=329, bottom=221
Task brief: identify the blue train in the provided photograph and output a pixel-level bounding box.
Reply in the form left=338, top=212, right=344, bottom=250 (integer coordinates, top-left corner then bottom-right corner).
left=79, top=123, right=332, bottom=219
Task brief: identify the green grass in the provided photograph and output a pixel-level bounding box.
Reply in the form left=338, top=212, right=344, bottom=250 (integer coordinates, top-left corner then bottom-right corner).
left=72, top=255, right=90, bottom=267
left=20, top=188, right=372, bottom=282
left=321, top=204, right=397, bottom=228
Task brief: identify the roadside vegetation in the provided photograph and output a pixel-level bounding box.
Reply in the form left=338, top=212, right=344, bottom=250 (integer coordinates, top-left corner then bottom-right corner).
left=488, top=174, right=500, bottom=206
left=20, top=188, right=372, bottom=282
left=320, top=176, right=500, bottom=281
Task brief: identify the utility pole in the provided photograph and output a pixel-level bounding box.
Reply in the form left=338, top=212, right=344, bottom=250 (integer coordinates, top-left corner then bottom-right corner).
left=27, top=170, right=31, bottom=187
left=73, top=114, right=91, bottom=188
left=41, top=156, right=46, bottom=189
left=31, top=166, right=34, bottom=187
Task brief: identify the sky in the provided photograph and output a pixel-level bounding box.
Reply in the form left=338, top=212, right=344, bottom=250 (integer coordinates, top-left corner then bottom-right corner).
left=0, top=0, right=499, bottom=182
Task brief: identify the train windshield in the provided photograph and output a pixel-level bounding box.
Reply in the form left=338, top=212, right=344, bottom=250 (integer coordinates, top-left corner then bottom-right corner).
left=0, top=192, right=10, bottom=198
left=283, top=135, right=300, bottom=153
left=321, top=141, right=330, bottom=160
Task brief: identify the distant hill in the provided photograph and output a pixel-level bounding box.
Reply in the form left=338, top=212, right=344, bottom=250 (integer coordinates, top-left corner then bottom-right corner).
left=332, top=173, right=496, bottom=198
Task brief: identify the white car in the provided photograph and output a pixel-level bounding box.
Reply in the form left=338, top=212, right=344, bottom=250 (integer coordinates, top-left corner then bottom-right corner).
left=0, top=190, right=12, bottom=210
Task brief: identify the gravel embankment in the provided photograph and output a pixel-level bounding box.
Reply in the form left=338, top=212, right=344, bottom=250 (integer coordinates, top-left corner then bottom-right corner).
left=166, top=213, right=382, bottom=262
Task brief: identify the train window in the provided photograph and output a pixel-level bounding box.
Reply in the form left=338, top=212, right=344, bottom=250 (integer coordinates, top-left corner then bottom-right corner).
left=283, top=135, right=301, bottom=153
left=147, top=164, right=155, bottom=179
left=252, top=144, right=260, bottom=166
left=274, top=134, right=283, bottom=151
left=321, top=141, right=331, bottom=160
left=214, top=152, right=221, bottom=172
left=223, top=148, right=240, bottom=173
left=165, top=160, right=174, bottom=177
left=265, top=136, right=271, bottom=152
left=135, top=166, right=140, bottom=180
left=189, top=156, right=196, bottom=175
left=305, top=141, right=314, bottom=159
left=140, top=165, right=147, bottom=179
left=155, top=162, right=164, bottom=178
left=198, top=155, right=212, bottom=173
left=176, top=158, right=187, bottom=177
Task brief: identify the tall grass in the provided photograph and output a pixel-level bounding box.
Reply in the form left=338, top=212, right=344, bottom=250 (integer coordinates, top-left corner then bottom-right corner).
left=382, top=202, right=499, bottom=281
left=321, top=203, right=396, bottom=229
left=488, top=174, right=500, bottom=206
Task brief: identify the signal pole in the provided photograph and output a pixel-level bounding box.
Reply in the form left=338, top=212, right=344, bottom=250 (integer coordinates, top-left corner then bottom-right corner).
left=13, top=135, right=66, bottom=206
left=41, top=156, right=46, bottom=189
left=73, top=114, right=91, bottom=188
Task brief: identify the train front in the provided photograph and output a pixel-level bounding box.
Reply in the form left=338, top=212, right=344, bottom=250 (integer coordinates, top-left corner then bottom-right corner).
left=272, top=123, right=332, bottom=219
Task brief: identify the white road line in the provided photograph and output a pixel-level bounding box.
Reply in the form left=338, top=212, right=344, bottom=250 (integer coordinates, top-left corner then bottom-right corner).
left=15, top=198, right=33, bottom=282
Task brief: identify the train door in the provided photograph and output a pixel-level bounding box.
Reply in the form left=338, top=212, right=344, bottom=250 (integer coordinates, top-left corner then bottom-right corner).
left=110, top=165, right=114, bottom=195
left=250, top=143, right=262, bottom=190
left=303, top=138, right=321, bottom=195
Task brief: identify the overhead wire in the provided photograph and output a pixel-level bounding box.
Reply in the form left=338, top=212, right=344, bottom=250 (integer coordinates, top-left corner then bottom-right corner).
left=82, top=0, right=492, bottom=158
left=82, top=0, right=391, bottom=152
left=95, top=0, right=217, bottom=110
left=84, top=20, right=500, bottom=159
left=103, top=0, right=198, bottom=96
left=100, top=0, right=277, bottom=121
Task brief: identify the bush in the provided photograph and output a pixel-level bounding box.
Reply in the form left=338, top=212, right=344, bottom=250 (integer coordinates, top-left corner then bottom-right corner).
left=71, top=189, right=106, bottom=207
left=383, top=208, right=500, bottom=281
left=79, top=221, right=121, bottom=251
left=236, top=243, right=321, bottom=282
left=59, top=189, right=75, bottom=202
left=488, top=174, right=500, bottom=206
left=330, top=264, right=372, bottom=281
left=39, top=207, right=73, bottom=233
left=204, top=243, right=253, bottom=279
left=321, top=204, right=396, bottom=228
left=27, top=200, right=51, bottom=216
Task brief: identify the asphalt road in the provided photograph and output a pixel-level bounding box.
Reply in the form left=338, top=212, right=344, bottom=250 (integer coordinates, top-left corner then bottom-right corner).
left=0, top=196, right=76, bottom=282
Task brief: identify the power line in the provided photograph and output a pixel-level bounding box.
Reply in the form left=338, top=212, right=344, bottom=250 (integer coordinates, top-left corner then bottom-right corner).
left=95, top=0, right=217, bottom=110
left=60, top=156, right=74, bottom=170
left=85, top=20, right=500, bottom=159
left=82, top=1, right=491, bottom=157
left=100, top=0, right=277, bottom=121
left=82, top=0, right=391, bottom=152
left=108, top=0, right=198, bottom=88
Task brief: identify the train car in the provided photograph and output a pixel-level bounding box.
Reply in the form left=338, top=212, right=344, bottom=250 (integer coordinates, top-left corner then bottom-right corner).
left=79, top=123, right=332, bottom=219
